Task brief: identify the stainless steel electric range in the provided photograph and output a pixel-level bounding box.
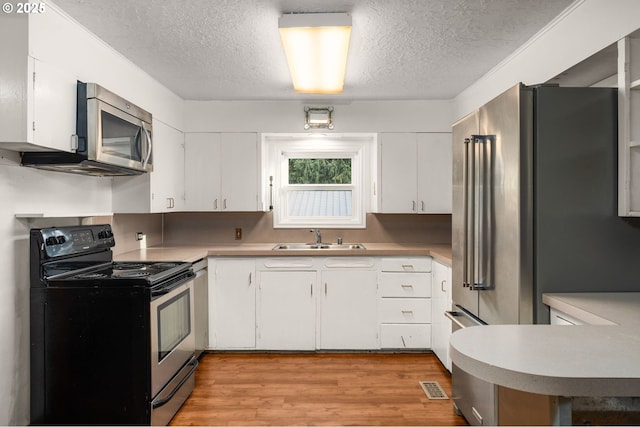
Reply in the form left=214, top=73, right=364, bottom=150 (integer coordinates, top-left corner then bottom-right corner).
left=30, top=224, right=197, bottom=425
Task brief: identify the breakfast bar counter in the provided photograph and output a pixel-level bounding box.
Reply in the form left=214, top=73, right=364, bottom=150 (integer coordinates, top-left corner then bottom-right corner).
left=449, top=292, right=640, bottom=424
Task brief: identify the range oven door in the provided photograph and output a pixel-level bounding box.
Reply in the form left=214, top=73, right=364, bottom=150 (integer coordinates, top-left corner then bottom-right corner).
left=150, top=278, right=196, bottom=399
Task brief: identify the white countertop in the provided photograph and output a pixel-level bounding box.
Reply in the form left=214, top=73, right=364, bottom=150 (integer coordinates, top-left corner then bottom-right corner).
left=449, top=292, right=640, bottom=397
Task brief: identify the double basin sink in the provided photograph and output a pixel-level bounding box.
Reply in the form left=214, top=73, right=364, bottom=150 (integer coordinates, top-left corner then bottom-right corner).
left=272, top=242, right=366, bottom=250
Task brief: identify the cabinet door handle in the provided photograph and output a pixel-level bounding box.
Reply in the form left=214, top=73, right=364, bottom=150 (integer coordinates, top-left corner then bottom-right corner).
left=421, top=200, right=425, bottom=212
left=412, top=200, right=417, bottom=212
left=324, top=283, right=327, bottom=295
left=249, top=272, right=252, bottom=285
left=310, top=283, right=313, bottom=297
left=214, top=199, right=218, bottom=210
left=441, top=280, right=447, bottom=292
left=401, top=336, right=407, bottom=348
left=223, top=198, right=227, bottom=210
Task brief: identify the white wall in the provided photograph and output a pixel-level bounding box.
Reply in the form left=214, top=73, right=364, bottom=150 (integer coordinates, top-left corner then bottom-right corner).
left=454, top=0, right=640, bottom=121
left=185, top=99, right=453, bottom=133
left=0, top=158, right=112, bottom=425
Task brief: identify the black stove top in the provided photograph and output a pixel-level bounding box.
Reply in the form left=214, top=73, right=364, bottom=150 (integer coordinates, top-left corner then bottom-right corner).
left=45, top=261, right=192, bottom=287
left=31, top=225, right=193, bottom=289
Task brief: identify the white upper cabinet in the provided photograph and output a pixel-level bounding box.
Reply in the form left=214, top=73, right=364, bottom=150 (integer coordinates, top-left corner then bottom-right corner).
left=184, top=133, right=221, bottom=211
left=379, top=133, right=452, bottom=213
left=112, top=120, right=185, bottom=213
left=618, top=35, right=640, bottom=217
left=184, top=132, right=259, bottom=211
left=0, top=14, right=77, bottom=152
left=150, top=122, right=185, bottom=212
left=416, top=133, right=452, bottom=213
left=379, top=133, right=418, bottom=213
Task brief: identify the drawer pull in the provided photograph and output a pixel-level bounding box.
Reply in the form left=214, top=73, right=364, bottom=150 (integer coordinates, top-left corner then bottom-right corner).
left=401, top=264, right=414, bottom=270
left=401, top=310, right=414, bottom=315
left=401, top=284, right=413, bottom=289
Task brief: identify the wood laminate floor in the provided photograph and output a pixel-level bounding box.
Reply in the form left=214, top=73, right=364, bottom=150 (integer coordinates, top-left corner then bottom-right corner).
left=170, top=353, right=468, bottom=426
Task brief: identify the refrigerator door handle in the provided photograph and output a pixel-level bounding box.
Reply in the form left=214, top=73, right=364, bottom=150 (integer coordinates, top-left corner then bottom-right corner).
left=446, top=307, right=486, bottom=329
left=474, top=136, right=482, bottom=289
left=463, top=136, right=475, bottom=289
left=483, top=135, right=494, bottom=290
left=471, top=135, right=493, bottom=291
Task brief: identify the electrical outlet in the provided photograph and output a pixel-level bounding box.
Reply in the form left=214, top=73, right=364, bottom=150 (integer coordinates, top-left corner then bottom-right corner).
left=235, top=228, right=242, bottom=240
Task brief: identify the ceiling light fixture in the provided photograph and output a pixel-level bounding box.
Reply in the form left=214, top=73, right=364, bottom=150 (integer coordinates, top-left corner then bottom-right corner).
left=278, top=12, right=352, bottom=94
left=304, top=106, right=334, bottom=130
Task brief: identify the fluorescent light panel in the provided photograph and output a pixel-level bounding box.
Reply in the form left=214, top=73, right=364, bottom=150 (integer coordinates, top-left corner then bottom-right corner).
left=279, top=13, right=352, bottom=94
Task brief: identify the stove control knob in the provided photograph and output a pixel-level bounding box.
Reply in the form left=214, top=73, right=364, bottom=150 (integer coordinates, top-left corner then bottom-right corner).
left=56, top=236, right=66, bottom=244
left=98, top=230, right=113, bottom=240
left=45, top=237, right=57, bottom=246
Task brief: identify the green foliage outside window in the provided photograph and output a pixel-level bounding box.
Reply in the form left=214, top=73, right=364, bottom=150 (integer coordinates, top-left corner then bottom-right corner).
left=288, top=158, right=351, bottom=184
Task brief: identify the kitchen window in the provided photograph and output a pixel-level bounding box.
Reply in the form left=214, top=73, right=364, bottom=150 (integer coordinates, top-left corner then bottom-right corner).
left=263, top=134, right=376, bottom=228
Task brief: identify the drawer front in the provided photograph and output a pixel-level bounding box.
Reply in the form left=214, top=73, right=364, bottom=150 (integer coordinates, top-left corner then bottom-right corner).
left=380, top=298, right=431, bottom=323
left=380, top=257, right=431, bottom=272
left=380, top=324, right=431, bottom=349
left=379, top=273, right=431, bottom=297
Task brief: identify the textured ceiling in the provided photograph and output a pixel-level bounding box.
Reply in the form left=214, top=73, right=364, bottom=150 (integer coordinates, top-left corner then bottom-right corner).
left=52, top=0, right=574, bottom=101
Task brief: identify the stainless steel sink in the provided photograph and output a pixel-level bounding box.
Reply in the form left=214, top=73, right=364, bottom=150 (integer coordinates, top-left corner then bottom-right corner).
left=272, top=243, right=366, bottom=250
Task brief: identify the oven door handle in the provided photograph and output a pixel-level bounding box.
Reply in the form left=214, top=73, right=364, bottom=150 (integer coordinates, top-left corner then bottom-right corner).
left=152, top=357, right=199, bottom=409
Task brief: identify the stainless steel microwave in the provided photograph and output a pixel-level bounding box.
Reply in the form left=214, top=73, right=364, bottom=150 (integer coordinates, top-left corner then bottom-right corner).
left=22, top=82, right=153, bottom=176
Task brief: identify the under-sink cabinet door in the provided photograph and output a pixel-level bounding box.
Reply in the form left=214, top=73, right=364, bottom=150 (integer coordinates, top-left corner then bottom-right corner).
left=319, top=270, right=378, bottom=350
left=257, top=271, right=316, bottom=350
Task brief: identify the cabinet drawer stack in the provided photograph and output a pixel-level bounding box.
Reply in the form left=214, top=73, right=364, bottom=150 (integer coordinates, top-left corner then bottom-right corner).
left=378, top=258, right=432, bottom=349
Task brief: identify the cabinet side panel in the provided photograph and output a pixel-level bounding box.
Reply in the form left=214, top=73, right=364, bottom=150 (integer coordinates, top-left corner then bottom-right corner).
left=0, top=15, right=29, bottom=144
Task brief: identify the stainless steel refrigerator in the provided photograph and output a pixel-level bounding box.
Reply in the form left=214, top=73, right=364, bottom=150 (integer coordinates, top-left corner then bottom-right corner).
left=450, top=83, right=640, bottom=424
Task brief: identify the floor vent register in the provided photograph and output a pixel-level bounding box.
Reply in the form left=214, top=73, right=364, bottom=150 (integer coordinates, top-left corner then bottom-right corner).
left=419, top=381, right=449, bottom=400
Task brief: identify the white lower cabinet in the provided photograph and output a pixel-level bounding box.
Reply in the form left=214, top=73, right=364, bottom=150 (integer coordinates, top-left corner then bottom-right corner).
left=379, top=257, right=432, bottom=349
left=431, top=260, right=452, bottom=371
left=380, top=324, right=430, bottom=348
left=209, top=258, right=256, bottom=349
left=208, top=256, right=435, bottom=351
left=257, top=271, right=316, bottom=350
left=320, top=268, right=379, bottom=349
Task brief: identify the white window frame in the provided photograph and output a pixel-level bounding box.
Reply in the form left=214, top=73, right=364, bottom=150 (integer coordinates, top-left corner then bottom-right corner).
left=262, top=133, right=376, bottom=229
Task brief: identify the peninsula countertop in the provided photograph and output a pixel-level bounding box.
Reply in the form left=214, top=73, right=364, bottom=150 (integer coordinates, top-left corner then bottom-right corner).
left=114, top=243, right=452, bottom=266
left=450, top=292, right=640, bottom=397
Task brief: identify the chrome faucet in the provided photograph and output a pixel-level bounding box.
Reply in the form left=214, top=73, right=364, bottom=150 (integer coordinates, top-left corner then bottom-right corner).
left=310, top=229, right=322, bottom=244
